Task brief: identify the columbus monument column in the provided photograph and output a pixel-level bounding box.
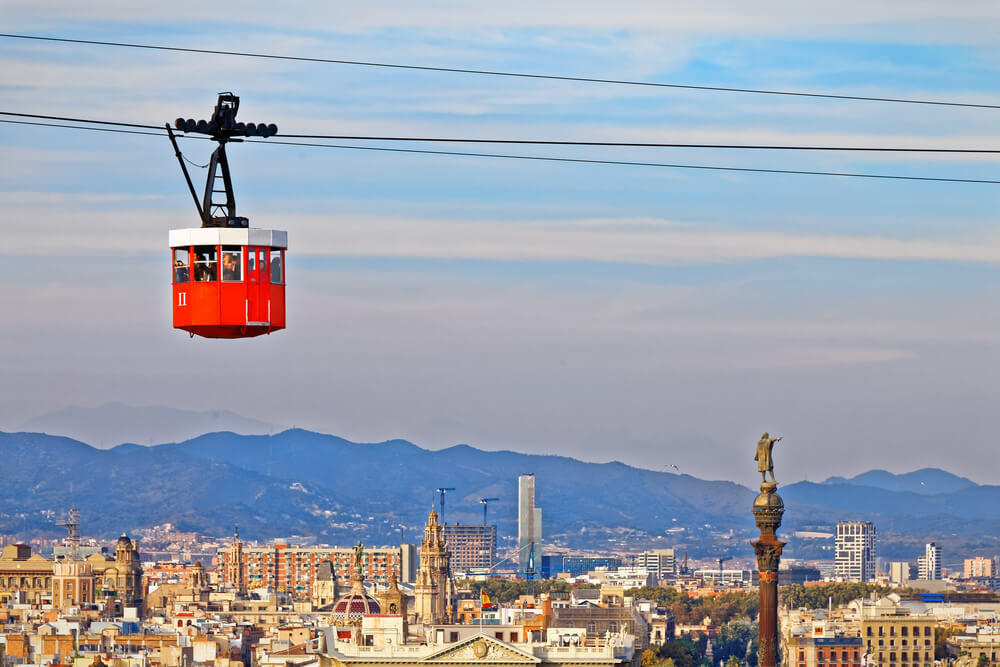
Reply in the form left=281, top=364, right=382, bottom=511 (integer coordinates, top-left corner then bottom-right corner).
left=752, top=432, right=786, bottom=667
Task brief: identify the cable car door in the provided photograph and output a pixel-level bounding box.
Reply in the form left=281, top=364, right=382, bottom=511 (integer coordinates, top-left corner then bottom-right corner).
left=247, top=247, right=270, bottom=325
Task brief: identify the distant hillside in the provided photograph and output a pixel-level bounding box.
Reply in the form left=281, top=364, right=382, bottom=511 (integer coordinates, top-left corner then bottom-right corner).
left=0, top=431, right=334, bottom=538
left=0, top=429, right=755, bottom=549
left=2, top=427, right=999, bottom=559
left=153, top=429, right=757, bottom=541
left=821, top=469, right=976, bottom=495
left=18, top=403, right=283, bottom=448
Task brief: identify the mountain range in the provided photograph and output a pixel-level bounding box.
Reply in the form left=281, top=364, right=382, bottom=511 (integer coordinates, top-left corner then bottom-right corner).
left=1, top=405, right=998, bottom=561
left=14, top=403, right=282, bottom=449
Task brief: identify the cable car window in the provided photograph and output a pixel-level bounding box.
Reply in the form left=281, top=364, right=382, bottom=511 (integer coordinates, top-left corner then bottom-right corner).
left=193, top=245, right=217, bottom=282
left=270, top=249, right=283, bottom=284
left=248, top=248, right=256, bottom=277
left=221, top=246, right=242, bottom=282
left=258, top=248, right=268, bottom=281
left=173, top=248, right=190, bottom=283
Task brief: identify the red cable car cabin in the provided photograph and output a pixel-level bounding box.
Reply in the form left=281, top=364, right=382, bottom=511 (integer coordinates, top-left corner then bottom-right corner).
left=170, top=227, right=287, bottom=338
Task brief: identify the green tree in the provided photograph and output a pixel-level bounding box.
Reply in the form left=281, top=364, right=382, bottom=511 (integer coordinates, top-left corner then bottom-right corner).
left=779, top=583, right=891, bottom=610
left=658, top=635, right=699, bottom=667
left=713, top=620, right=757, bottom=667
left=642, top=648, right=664, bottom=667
left=936, top=626, right=963, bottom=660
left=459, top=577, right=596, bottom=604
left=627, top=587, right=758, bottom=626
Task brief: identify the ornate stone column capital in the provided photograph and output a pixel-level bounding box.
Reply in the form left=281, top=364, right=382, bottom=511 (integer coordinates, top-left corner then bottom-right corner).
left=753, top=480, right=785, bottom=667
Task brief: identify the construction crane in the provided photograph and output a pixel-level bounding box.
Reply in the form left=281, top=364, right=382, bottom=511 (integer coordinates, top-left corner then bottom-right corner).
left=480, top=497, right=500, bottom=525
left=435, top=487, right=456, bottom=524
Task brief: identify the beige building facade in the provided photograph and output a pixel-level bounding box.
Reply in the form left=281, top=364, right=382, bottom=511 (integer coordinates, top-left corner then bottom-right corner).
left=854, top=598, right=934, bottom=667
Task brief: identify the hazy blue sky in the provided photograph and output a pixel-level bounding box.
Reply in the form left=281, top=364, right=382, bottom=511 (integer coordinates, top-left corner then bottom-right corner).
left=2, top=2, right=1000, bottom=485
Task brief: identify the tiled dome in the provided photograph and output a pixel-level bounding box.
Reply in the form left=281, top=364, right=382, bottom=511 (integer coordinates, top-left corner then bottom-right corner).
left=332, top=587, right=381, bottom=621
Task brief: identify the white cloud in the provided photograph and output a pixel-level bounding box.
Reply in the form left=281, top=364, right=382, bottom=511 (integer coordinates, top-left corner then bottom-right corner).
left=284, top=214, right=1000, bottom=265
left=2, top=196, right=1000, bottom=265
left=3, top=1, right=1000, bottom=42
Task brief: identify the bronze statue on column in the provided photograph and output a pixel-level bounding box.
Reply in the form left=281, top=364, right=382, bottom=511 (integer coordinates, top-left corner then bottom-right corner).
left=752, top=432, right=786, bottom=667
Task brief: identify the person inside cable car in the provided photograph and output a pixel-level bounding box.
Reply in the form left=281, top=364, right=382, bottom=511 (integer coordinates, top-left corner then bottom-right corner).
left=173, top=248, right=190, bottom=282
left=193, top=247, right=217, bottom=281
left=221, top=248, right=242, bottom=281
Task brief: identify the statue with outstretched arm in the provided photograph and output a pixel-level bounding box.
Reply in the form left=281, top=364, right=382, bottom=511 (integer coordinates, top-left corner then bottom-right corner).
left=754, top=432, right=782, bottom=484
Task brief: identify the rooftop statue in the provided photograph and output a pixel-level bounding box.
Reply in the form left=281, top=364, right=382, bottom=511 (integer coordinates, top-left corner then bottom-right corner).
left=754, top=432, right=782, bottom=485
left=354, top=541, right=364, bottom=572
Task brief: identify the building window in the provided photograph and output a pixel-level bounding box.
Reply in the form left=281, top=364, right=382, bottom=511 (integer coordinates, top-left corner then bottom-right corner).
left=450, top=632, right=458, bottom=643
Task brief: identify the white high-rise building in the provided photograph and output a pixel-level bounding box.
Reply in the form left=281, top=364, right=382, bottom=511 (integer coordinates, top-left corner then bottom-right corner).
left=918, top=542, right=941, bottom=580
left=835, top=521, right=876, bottom=582
left=517, top=474, right=542, bottom=574
left=637, top=549, right=677, bottom=580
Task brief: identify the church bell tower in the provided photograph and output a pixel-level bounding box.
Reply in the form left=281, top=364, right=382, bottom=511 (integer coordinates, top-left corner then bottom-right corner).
left=414, top=507, right=455, bottom=624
